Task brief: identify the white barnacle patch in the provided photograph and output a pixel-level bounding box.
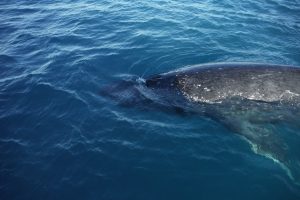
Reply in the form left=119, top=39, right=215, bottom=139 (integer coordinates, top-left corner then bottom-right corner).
left=188, top=94, right=216, bottom=104
left=285, top=90, right=299, bottom=97
left=178, top=77, right=220, bottom=104
left=204, top=87, right=211, bottom=92
left=280, top=90, right=300, bottom=100
left=248, top=94, right=257, bottom=100
left=180, top=89, right=221, bottom=104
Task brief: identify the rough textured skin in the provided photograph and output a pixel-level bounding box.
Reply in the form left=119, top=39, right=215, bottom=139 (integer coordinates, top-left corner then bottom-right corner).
left=146, top=63, right=300, bottom=104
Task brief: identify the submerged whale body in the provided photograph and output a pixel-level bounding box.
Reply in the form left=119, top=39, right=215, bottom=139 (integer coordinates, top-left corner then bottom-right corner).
left=103, top=63, right=300, bottom=185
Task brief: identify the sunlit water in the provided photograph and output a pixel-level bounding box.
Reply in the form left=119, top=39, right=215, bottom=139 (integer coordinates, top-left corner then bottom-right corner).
left=1, top=0, right=300, bottom=199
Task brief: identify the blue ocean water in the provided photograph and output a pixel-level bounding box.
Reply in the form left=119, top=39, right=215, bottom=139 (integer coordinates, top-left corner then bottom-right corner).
left=1, top=0, right=300, bottom=199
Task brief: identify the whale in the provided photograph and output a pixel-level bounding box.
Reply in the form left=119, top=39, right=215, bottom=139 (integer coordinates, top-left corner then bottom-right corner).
left=102, top=63, right=300, bottom=185
left=145, top=63, right=300, bottom=104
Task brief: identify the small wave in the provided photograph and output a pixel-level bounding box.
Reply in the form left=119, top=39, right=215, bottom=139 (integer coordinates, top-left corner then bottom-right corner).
left=0, top=138, right=28, bottom=147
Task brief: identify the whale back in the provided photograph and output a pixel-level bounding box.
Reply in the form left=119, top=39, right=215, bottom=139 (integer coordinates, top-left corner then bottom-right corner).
left=146, top=63, right=300, bottom=104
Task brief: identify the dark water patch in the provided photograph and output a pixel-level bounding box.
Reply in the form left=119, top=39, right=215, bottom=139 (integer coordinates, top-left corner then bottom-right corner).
left=0, top=54, right=17, bottom=67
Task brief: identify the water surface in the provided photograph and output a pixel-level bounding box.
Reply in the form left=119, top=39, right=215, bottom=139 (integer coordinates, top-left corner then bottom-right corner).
left=1, top=0, right=300, bottom=199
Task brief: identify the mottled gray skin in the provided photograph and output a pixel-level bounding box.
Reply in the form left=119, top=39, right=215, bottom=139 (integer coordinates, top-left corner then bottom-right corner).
left=145, top=63, right=300, bottom=185
left=146, top=63, right=300, bottom=104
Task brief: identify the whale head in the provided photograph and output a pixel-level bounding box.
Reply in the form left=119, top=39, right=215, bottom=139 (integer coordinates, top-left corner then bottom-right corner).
left=145, top=73, right=178, bottom=90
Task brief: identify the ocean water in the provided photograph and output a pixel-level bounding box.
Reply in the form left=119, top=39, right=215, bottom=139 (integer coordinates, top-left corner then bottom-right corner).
left=1, top=0, right=300, bottom=199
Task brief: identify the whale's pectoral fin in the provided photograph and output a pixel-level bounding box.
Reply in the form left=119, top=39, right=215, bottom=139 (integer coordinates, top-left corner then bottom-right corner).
left=238, top=121, right=300, bottom=185
left=235, top=120, right=287, bottom=161
left=216, top=108, right=300, bottom=185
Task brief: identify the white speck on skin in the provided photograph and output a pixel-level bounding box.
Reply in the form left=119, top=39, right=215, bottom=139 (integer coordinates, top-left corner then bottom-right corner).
left=204, top=87, right=211, bottom=92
